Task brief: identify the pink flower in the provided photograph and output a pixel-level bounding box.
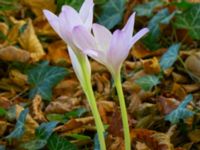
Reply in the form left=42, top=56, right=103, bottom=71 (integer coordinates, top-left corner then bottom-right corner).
left=43, top=0, right=94, bottom=51
left=72, top=13, right=149, bottom=75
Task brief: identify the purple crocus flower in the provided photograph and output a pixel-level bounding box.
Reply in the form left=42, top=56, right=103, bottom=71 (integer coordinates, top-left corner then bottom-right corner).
left=72, top=12, right=149, bottom=76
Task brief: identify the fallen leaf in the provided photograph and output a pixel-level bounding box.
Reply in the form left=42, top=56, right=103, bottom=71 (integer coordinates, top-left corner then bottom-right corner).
left=45, top=96, right=81, bottom=114
left=0, top=120, right=9, bottom=136
left=15, top=105, right=39, bottom=142
left=47, top=40, right=70, bottom=66
left=20, top=0, right=56, bottom=17
left=18, top=19, right=45, bottom=62
left=142, top=57, right=161, bottom=74
left=32, top=95, right=46, bottom=122
left=0, top=46, right=30, bottom=62
left=9, top=69, right=28, bottom=87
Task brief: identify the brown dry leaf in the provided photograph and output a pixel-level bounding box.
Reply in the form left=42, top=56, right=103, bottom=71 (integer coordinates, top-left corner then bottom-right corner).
left=18, top=19, right=45, bottom=62
left=185, top=51, right=200, bottom=78
left=97, top=100, right=115, bottom=123
left=171, top=83, right=187, bottom=100
left=136, top=142, right=151, bottom=150
left=131, top=129, right=174, bottom=150
left=32, top=95, right=46, bottom=122
left=91, top=61, right=107, bottom=73
left=20, top=0, right=56, bottom=17
left=0, top=46, right=30, bottom=62
left=45, top=96, right=81, bottom=114
left=157, top=96, right=179, bottom=115
left=55, top=117, right=94, bottom=133
left=47, top=40, right=70, bottom=65
left=0, top=22, right=8, bottom=43
left=107, top=135, right=124, bottom=150
left=182, top=84, right=200, bottom=93
left=9, top=69, right=28, bottom=87
left=54, top=79, right=79, bottom=97
left=131, top=43, right=166, bottom=59
left=0, top=120, right=10, bottom=136
left=0, top=96, right=12, bottom=109
left=15, top=105, right=39, bottom=142
left=128, top=93, right=141, bottom=114
left=188, top=129, right=200, bottom=143
left=33, top=16, right=58, bottom=36
left=172, top=72, right=188, bottom=83
left=142, top=57, right=161, bottom=74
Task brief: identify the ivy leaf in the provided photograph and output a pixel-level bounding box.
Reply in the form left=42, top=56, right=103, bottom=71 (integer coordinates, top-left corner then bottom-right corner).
left=143, top=8, right=176, bottom=50
left=47, top=108, right=87, bottom=123
left=97, top=0, right=125, bottom=29
left=6, top=108, right=29, bottom=139
left=35, top=122, right=58, bottom=140
left=27, top=61, right=68, bottom=101
left=20, top=139, right=47, bottom=150
left=159, top=43, right=180, bottom=70
left=174, top=4, right=200, bottom=40
left=47, top=134, right=78, bottom=150
left=165, top=95, right=194, bottom=124
left=66, top=134, right=91, bottom=140
left=135, top=75, right=160, bottom=91
left=134, top=0, right=163, bottom=17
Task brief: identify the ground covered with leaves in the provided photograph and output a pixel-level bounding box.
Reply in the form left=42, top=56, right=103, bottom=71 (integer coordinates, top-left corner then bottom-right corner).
left=0, top=0, right=200, bottom=150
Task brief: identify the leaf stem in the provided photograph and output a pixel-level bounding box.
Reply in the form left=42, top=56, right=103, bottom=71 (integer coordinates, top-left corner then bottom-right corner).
left=114, top=73, right=131, bottom=150
left=80, top=57, right=106, bottom=150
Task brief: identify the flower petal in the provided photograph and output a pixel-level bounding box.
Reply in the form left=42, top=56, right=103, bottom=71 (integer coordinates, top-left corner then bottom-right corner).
left=72, top=25, right=97, bottom=52
left=68, top=46, right=91, bottom=90
left=79, top=0, right=94, bottom=30
left=108, top=30, right=130, bottom=74
left=129, top=28, right=149, bottom=49
left=43, top=10, right=61, bottom=36
left=122, top=12, right=135, bottom=38
left=92, top=23, right=112, bottom=51
left=60, top=6, right=82, bottom=31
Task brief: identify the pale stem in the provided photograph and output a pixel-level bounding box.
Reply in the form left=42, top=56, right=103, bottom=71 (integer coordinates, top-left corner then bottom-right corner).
left=114, top=73, right=131, bottom=150
left=79, top=56, right=106, bottom=150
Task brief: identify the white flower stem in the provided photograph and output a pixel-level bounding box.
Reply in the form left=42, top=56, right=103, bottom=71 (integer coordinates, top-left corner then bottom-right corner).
left=114, top=73, right=131, bottom=150
left=80, top=57, right=106, bottom=150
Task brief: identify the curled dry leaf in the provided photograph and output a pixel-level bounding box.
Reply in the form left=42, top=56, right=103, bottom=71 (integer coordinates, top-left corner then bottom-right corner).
left=131, top=129, right=174, bottom=150
left=128, top=93, right=142, bottom=114
left=142, top=57, right=161, bottom=74
left=45, top=96, right=81, bottom=114
left=55, top=117, right=94, bottom=134
left=0, top=46, right=30, bottom=62
left=91, top=61, right=107, bottom=73
left=171, top=83, right=187, bottom=100
left=172, top=72, right=188, bottom=83
left=107, top=135, right=124, bottom=150
left=32, top=95, right=46, bottom=122
left=18, top=19, right=45, bottom=62
left=9, top=69, right=28, bottom=87
left=47, top=40, right=70, bottom=65
left=185, top=51, right=200, bottom=78
left=97, top=100, right=115, bottom=123
left=15, top=105, right=39, bottom=142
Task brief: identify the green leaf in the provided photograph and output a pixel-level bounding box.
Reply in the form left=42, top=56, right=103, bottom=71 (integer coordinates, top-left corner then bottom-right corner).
left=20, top=139, right=47, bottom=150
left=159, top=43, right=180, bottom=70
left=66, top=134, right=91, bottom=140
left=165, top=94, right=194, bottom=124
left=64, top=107, right=87, bottom=118
left=47, top=108, right=87, bottom=123
left=0, top=108, right=6, bottom=117
left=97, top=0, right=125, bottom=29
left=134, top=0, right=163, bottom=17
left=6, top=108, right=29, bottom=139
left=143, top=8, right=176, bottom=50
left=27, top=61, right=68, bottom=101
left=172, top=0, right=194, bottom=9
left=174, top=4, right=200, bottom=40
left=47, top=134, right=78, bottom=150
left=135, top=75, right=160, bottom=91
left=35, top=122, right=58, bottom=140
